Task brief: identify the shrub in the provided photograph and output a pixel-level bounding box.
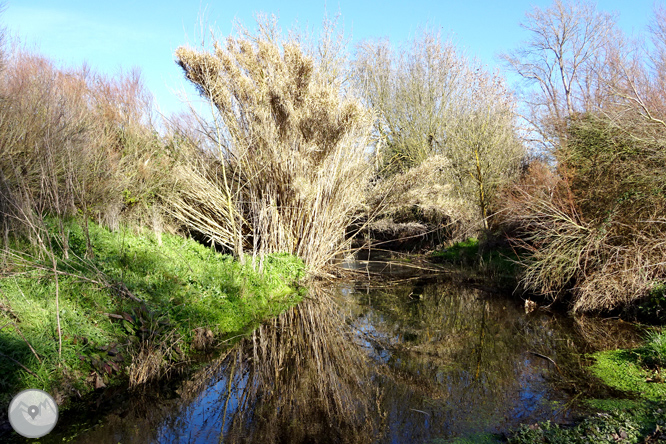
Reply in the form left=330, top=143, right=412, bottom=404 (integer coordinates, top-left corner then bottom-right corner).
left=501, top=114, right=666, bottom=312
left=0, top=48, right=171, bottom=250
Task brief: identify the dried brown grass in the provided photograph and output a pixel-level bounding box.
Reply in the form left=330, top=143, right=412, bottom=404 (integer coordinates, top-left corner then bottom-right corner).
left=364, top=154, right=477, bottom=242
left=128, top=329, right=185, bottom=387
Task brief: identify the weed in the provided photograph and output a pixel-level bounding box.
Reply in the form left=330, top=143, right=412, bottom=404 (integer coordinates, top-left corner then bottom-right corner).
left=508, top=403, right=666, bottom=443
left=588, top=349, right=666, bottom=402
left=635, top=330, right=666, bottom=369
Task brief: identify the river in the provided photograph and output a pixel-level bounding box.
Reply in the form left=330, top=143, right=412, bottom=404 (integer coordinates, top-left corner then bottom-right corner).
left=34, top=263, right=641, bottom=443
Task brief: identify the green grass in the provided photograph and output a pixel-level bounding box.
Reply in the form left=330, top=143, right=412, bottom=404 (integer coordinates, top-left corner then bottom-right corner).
left=582, top=399, right=644, bottom=412
left=588, top=347, right=666, bottom=402
left=507, top=331, right=666, bottom=443
left=636, top=329, right=666, bottom=368
left=431, top=432, right=503, bottom=443
left=431, top=238, right=480, bottom=263
left=0, top=219, right=304, bottom=408
left=430, top=237, right=520, bottom=288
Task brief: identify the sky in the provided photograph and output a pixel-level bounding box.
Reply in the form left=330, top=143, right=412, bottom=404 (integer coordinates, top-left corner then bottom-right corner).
left=3, top=0, right=659, bottom=118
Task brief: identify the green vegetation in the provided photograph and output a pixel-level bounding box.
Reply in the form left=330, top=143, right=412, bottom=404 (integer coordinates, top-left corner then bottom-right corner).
left=585, top=330, right=666, bottom=403
left=588, top=350, right=666, bottom=401
left=636, top=329, right=666, bottom=368
left=431, top=238, right=480, bottom=263
left=508, top=404, right=666, bottom=443
left=507, top=331, right=666, bottom=443
left=430, top=237, right=520, bottom=288
left=633, top=283, right=666, bottom=322
left=0, top=220, right=304, bottom=408
left=434, top=432, right=502, bottom=443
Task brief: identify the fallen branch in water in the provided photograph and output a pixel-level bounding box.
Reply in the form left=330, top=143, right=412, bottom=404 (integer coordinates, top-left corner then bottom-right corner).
left=528, top=351, right=562, bottom=375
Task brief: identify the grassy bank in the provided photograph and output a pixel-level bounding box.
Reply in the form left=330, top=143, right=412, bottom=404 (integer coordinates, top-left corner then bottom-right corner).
left=430, top=237, right=521, bottom=290
left=506, top=330, right=666, bottom=443
left=0, top=220, right=304, bottom=411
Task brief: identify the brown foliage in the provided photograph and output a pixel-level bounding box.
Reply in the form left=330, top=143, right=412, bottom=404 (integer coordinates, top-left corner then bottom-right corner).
left=0, top=47, right=171, bottom=247
left=501, top=115, right=666, bottom=313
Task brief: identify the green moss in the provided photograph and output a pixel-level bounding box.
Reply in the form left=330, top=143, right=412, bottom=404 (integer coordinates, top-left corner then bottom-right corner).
left=589, top=349, right=666, bottom=402
left=0, top=220, right=304, bottom=408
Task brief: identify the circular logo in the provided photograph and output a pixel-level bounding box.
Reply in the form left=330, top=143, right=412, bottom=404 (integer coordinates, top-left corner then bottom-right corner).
left=8, top=389, right=59, bottom=438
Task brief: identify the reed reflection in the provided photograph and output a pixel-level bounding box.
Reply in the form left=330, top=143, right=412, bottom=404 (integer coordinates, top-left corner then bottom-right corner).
left=157, top=284, right=380, bottom=444
left=52, top=277, right=642, bottom=444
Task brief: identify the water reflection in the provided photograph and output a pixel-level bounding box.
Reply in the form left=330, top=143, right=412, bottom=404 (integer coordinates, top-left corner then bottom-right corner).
left=161, top=288, right=378, bottom=444
left=345, top=281, right=574, bottom=442
left=38, top=277, right=642, bottom=444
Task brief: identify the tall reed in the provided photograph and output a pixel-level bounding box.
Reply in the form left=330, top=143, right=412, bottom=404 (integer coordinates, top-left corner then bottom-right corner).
left=174, top=18, right=372, bottom=274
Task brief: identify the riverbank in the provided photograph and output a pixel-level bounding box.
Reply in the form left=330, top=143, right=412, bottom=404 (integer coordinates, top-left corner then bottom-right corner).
left=0, top=220, right=304, bottom=438
left=426, top=237, right=666, bottom=443
left=506, top=330, right=666, bottom=443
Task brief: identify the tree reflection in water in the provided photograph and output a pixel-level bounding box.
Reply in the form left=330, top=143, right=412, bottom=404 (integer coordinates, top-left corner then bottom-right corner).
left=53, top=278, right=642, bottom=444
left=207, top=286, right=378, bottom=444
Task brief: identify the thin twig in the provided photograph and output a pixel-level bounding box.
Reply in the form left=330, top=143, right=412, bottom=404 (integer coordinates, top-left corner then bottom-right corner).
left=528, top=351, right=563, bottom=375
left=0, top=321, right=43, bottom=363
left=0, top=351, right=39, bottom=377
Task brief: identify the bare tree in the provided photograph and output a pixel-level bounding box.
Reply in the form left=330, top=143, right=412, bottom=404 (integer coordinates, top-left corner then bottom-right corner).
left=501, top=0, right=618, bottom=149
left=604, top=4, right=666, bottom=131
left=353, top=30, right=464, bottom=174
left=355, top=30, right=524, bottom=231
left=445, top=70, right=524, bottom=230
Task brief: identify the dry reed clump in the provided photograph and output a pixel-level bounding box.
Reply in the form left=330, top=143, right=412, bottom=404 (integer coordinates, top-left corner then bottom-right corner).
left=127, top=330, right=185, bottom=387
left=0, top=48, right=172, bottom=250
left=501, top=114, right=666, bottom=313
left=173, top=19, right=372, bottom=273
left=365, top=155, right=477, bottom=243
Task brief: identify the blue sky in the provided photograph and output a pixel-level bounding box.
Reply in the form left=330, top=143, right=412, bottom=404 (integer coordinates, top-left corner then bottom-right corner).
left=4, top=1, right=658, bottom=117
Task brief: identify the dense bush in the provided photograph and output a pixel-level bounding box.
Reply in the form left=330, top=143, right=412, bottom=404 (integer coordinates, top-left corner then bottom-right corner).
left=502, top=113, right=666, bottom=312
left=0, top=48, right=173, bottom=251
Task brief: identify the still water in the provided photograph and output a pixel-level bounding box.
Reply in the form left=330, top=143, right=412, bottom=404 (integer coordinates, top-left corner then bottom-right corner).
left=39, top=272, right=640, bottom=443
